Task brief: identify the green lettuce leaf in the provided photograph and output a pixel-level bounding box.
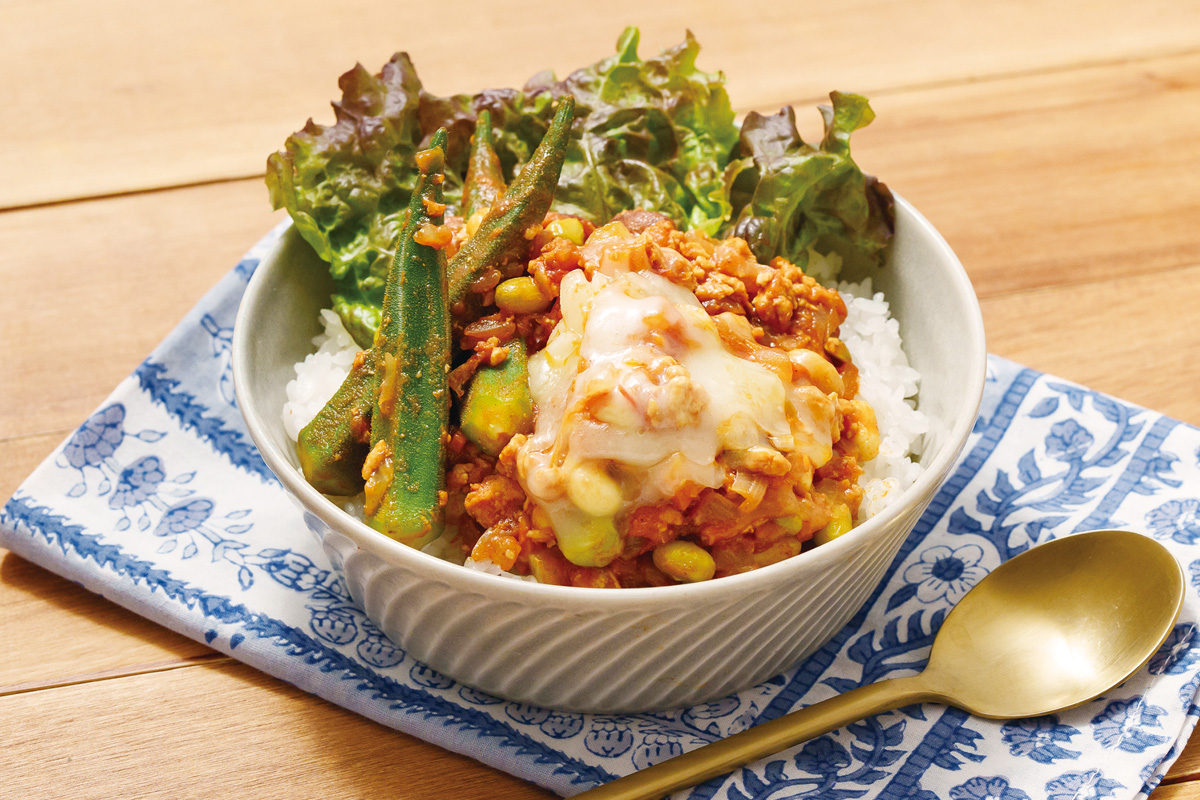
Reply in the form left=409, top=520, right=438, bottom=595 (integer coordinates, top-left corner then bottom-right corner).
left=265, top=55, right=461, bottom=344
left=542, top=27, right=739, bottom=234
left=724, top=92, right=894, bottom=269
left=266, top=29, right=891, bottom=343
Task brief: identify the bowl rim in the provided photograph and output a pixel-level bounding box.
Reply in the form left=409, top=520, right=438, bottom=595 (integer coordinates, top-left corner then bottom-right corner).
left=232, top=192, right=986, bottom=611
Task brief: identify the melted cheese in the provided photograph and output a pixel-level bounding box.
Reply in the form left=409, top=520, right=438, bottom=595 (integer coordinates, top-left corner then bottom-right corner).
left=516, top=232, right=839, bottom=569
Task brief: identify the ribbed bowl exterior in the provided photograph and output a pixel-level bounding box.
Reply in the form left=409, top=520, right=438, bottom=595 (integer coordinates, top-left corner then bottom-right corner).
left=295, top=490, right=931, bottom=712
left=234, top=194, right=986, bottom=713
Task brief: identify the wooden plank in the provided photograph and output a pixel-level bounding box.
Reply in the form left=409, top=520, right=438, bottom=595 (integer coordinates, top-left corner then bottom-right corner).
left=1154, top=783, right=1200, bottom=799
left=3, top=4, right=1199, bottom=797
left=0, top=650, right=1194, bottom=799
left=1166, top=731, right=1200, bottom=785
left=852, top=51, right=1200, bottom=300
left=980, top=261, right=1200, bottom=428
left=0, top=431, right=62, bottom=503
left=0, top=549, right=218, bottom=693
left=0, top=179, right=286, bottom=440
left=0, top=660, right=554, bottom=799
left=3, top=0, right=1200, bottom=208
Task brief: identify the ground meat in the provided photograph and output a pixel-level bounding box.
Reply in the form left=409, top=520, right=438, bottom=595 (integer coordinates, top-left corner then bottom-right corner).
left=752, top=270, right=798, bottom=333
left=470, top=518, right=522, bottom=571
left=464, top=473, right=525, bottom=528
left=440, top=208, right=874, bottom=587
left=621, top=504, right=686, bottom=556
left=695, top=271, right=751, bottom=315
left=447, top=352, right=484, bottom=398
left=787, top=271, right=848, bottom=350
left=528, top=236, right=583, bottom=296
left=710, top=237, right=765, bottom=291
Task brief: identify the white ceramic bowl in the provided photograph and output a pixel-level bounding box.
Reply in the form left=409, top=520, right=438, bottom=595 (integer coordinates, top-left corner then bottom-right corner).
left=232, top=194, right=986, bottom=713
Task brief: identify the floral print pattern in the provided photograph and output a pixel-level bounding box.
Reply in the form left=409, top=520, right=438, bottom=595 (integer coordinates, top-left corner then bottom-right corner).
left=902, top=543, right=988, bottom=604
left=950, top=776, right=1030, bottom=800
left=1091, top=699, right=1170, bottom=754
left=1001, top=717, right=1081, bottom=764
left=1045, top=768, right=1123, bottom=800
left=1149, top=499, right=1200, bottom=545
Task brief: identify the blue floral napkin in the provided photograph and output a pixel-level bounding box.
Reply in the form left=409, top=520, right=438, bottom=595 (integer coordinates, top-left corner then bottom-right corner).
left=5, top=224, right=1200, bottom=800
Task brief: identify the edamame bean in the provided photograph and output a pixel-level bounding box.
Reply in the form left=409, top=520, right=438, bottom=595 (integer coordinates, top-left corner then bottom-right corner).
left=813, top=503, right=853, bottom=546
left=546, top=217, right=585, bottom=245
left=495, top=276, right=552, bottom=314
left=566, top=461, right=624, bottom=518
left=555, top=514, right=622, bottom=568
left=653, top=540, right=716, bottom=583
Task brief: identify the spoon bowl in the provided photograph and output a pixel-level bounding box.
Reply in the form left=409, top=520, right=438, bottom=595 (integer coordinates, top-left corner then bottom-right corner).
left=922, top=529, right=1185, bottom=718
left=579, top=530, right=1185, bottom=800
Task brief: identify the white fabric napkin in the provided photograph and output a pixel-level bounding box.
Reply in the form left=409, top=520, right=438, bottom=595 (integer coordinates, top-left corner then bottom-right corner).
left=5, top=225, right=1200, bottom=799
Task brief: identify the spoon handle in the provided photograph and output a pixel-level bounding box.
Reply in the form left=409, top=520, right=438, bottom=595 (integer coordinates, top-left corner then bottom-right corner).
left=575, top=674, right=933, bottom=800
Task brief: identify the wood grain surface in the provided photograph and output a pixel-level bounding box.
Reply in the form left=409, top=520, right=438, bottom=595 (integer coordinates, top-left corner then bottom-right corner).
left=3, top=1, right=1200, bottom=797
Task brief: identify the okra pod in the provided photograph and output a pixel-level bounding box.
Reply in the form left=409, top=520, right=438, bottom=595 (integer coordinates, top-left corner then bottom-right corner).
left=452, top=101, right=575, bottom=454
left=459, top=337, right=535, bottom=455
left=447, top=95, right=575, bottom=306
left=297, top=98, right=575, bottom=502
left=361, top=128, right=453, bottom=547
left=295, top=350, right=376, bottom=495
left=462, top=110, right=506, bottom=223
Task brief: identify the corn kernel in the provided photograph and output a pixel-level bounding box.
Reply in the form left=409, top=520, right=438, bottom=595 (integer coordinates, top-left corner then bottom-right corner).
left=465, top=210, right=486, bottom=238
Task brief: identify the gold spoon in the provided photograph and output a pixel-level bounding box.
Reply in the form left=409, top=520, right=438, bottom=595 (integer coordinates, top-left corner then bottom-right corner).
left=577, top=529, right=1185, bottom=800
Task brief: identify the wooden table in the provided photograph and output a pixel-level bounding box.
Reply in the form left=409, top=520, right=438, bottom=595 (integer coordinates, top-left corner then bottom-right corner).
left=3, top=2, right=1199, bottom=796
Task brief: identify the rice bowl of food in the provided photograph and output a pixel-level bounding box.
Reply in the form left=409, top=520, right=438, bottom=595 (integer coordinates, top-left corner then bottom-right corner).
left=232, top=30, right=986, bottom=712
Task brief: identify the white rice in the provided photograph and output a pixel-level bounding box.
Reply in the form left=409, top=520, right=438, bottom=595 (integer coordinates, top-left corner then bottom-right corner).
left=282, top=272, right=927, bottom=557
left=282, top=309, right=359, bottom=441
left=837, top=279, right=927, bottom=518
